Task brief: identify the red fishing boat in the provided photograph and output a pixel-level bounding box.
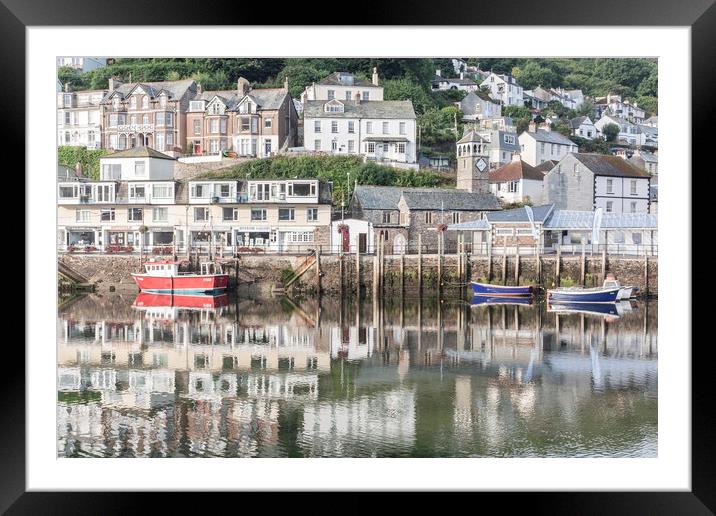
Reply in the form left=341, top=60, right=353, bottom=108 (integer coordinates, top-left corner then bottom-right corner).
left=131, top=260, right=229, bottom=294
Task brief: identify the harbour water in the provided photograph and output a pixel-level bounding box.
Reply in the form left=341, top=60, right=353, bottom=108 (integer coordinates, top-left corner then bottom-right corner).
left=57, top=293, right=657, bottom=458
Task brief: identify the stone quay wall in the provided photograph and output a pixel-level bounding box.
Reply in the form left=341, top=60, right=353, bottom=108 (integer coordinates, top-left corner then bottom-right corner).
left=58, top=252, right=658, bottom=297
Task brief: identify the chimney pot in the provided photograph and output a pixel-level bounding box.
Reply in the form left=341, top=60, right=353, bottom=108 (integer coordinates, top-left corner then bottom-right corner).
left=436, top=69, right=441, bottom=77
left=64, top=82, right=70, bottom=93
left=372, top=67, right=379, bottom=86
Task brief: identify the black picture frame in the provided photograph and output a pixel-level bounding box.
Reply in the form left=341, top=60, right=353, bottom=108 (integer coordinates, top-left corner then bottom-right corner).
left=6, top=0, right=711, bottom=512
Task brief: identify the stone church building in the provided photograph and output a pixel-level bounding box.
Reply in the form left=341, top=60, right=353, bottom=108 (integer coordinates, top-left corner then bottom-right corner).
left=348, top=130, right=501, bottom=253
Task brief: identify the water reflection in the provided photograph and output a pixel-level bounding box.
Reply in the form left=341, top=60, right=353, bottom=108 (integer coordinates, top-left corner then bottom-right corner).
left=57, top=293, right=657, bottom=458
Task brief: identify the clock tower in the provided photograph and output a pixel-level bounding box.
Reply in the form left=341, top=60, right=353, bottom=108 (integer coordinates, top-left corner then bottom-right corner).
left=456, top=129, right=490, bottom=193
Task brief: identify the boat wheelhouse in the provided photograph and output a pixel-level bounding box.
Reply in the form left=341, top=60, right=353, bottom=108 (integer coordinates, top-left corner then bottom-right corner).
left=131, top=260, right=229, bottom=294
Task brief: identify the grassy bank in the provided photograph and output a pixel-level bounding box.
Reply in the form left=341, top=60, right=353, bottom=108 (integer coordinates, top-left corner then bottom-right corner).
left=197, top=155, right=454, bottom=205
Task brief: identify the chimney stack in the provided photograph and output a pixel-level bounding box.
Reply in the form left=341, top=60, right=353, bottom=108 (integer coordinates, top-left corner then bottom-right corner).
left=372, top=67, right=379, bottom=86
left=435, top=69, right=441, bottom=77
left=284, top=76, right=289, bottom=90
left=64, top=82, right=70, bottom=93
left=197, top=83, right=202, bottom=94
left=75, top=162, right=82, bottom=177
left=528, top=120, right=537, bottom=132
left=511, top=152, right=521, bottom=162
left=237, top=77, right=250, bottom=97
left=108, top=75, right=121, bottom=92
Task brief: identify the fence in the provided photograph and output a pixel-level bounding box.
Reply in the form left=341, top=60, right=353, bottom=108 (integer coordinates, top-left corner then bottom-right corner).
left=57, top=240, right=658, bottom=258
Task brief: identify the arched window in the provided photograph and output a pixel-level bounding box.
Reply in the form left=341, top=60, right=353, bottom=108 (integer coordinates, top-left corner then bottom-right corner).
left=458, top=147, right=462, bottom=157
left=141, top=96, right=148, bottom=109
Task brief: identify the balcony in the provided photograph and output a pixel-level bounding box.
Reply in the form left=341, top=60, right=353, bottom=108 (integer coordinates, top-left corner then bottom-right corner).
left=117, top=124, right=155, bottom=133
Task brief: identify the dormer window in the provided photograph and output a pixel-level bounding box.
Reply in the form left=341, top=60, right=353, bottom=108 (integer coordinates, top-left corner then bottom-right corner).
left=324, top=100, right=344, bottom=113
left=190, top=100, right=205, bottom=112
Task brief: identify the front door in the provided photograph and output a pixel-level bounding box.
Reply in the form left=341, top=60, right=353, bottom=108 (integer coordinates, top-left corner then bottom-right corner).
left=358, top=233, right=367, bottom=254
left=341, top=227, right=350, bottom=253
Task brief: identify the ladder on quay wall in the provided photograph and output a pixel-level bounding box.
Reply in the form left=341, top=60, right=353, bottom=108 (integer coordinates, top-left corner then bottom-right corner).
left=58, top=261, right=95, bottom=291
left=281, top=253, right=317, bottom=291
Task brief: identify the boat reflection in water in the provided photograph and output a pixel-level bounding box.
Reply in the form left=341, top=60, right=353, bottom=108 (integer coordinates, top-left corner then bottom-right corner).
left=133, top=292, right=229, bottom=319
left=547, top=300, right=634, bottom=319
left=471, top=295, right=534, bottom=307
left=57, top=293, right=657, bottom=458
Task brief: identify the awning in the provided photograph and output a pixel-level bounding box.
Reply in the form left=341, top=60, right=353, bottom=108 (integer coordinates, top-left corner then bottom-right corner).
left=363, top=136, right=409, bottom=143
left=66, top=227, right=99, bottom=232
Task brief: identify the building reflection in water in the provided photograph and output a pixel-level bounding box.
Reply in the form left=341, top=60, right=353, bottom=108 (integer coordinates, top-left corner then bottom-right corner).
left=57, top=293, right=657, bottom=458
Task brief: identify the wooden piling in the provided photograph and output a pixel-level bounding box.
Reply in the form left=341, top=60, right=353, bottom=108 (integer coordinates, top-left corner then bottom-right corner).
left=418, top=233, right=423, bottom=293
left=601, top=247, right=607, bottom=283
left=501, top=246, right=507, bottom=286
left=373, top=234, right=380, bottom=300
left=355, top=246, right=361, bottom=294
left=580, top=243, right=586, bottom=286
left=556, top=246, right=561, bottom=286
left=437, top=232, right=443, bottom=296
left=536, top=247, right=542, bottom=286
left=380, top=234, right=385, bottom=295
left=487, top=241, right=493, bottom=282
left=339, top=253, right=344, bottom=297
left=315, top=246, right=322, bottom=294
left=514, top=248, right=520, bottom=284
left=644, top=254, right=649, bottom=296
left=400, top=244, right=405, bottom=294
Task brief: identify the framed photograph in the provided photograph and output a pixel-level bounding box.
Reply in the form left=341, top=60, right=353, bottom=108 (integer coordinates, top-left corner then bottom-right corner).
left=6, top=0, right=709, bottom=511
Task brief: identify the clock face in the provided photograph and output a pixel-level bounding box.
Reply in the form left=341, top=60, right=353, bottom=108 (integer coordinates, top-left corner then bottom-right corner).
left=475, top=158, right=487, bottom=172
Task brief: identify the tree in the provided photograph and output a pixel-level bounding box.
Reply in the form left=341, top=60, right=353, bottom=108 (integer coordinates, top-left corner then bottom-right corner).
left=383, top=78, right=434, bottom=114
left=601, top=123, right=620, bottom=142
left=512, top=60, right=560, bottom=90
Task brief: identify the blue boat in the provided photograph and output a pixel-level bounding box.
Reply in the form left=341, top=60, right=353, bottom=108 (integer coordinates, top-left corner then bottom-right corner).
left=471, top=281, right=533, bottom=297
left=547, top=301, right=622, bottom=317
left=547, top=285, right=621, bottom=303
left=471, top=295, right=533, bottom=306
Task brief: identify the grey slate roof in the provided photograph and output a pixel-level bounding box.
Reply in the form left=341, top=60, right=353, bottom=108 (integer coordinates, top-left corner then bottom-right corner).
left=534, top=160, right=558, bottom=173
left=487, top=204, right=555, bottom=223
left=102, top=79, right=196, bottom=102
left=543, top=210, right=657, bottom=229
left=353, top=185, right=501, bottom=212
left=570, top=116, right=590, bottom=129
left=521, top=129, right=575, bottom=146
left=457, top=129, right=487, bottom=144
left=572, top=153, right=650, bottom=178
left=352, top=185, right=404, bottom=210
left=447, top=219, right=491, bottom=231
left=303, top=100, right=415, bottom=119
left=57, top=164, right=86, bottom=182
left=401, top=190, right=501, bottom=211
left=103, top=146, right=176, bottom=160
left=635, top=151, right=658, bottom=163
left=479, top=130, right=520, bottom=152
left=239, top=88, right=289, bottom=111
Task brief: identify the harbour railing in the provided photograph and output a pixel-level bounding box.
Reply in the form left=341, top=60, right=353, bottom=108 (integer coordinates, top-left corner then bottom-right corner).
left=57, top=241, right=658, bottom=258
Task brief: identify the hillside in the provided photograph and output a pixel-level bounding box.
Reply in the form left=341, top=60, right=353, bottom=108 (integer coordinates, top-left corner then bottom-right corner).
left=197, top=155, right=454, bottom=206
